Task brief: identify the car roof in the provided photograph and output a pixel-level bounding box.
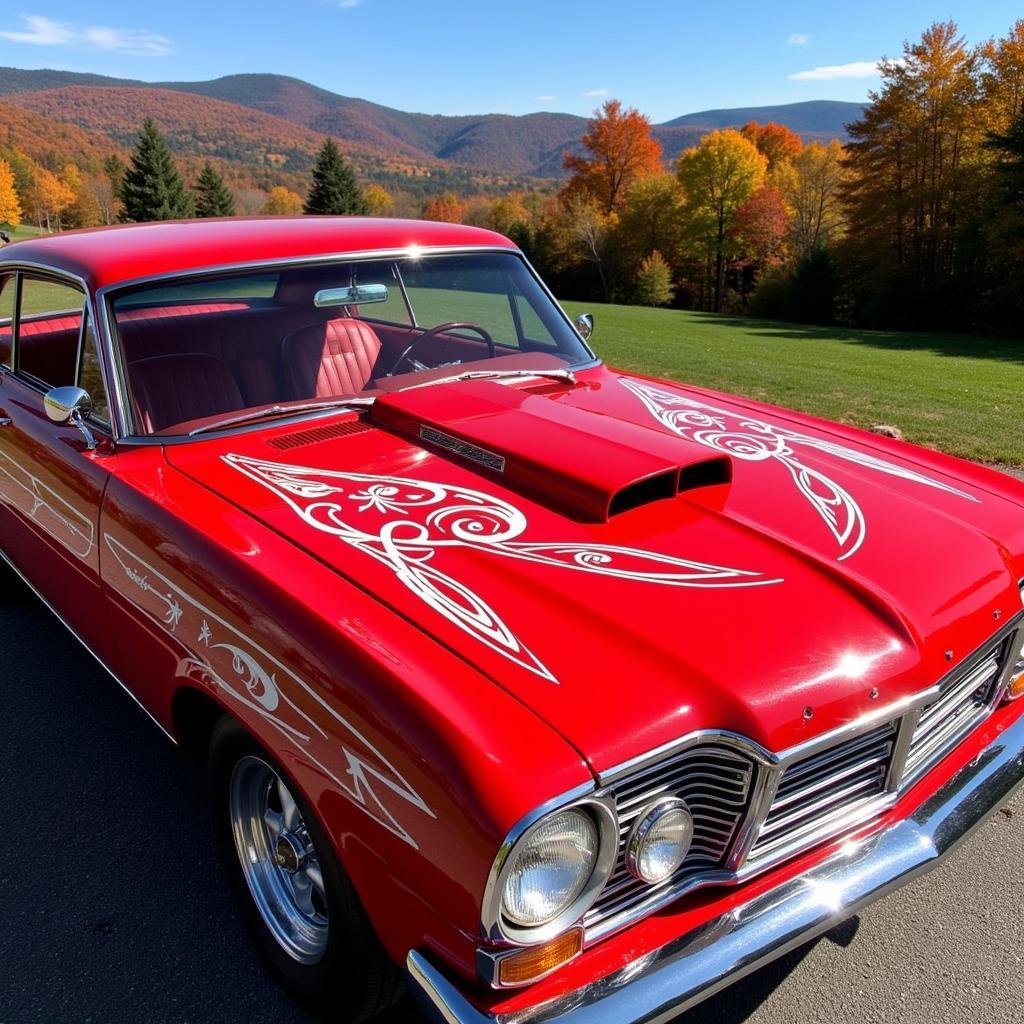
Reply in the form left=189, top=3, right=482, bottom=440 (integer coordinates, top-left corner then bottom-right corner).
left=1, top=217, right=516, bottom=292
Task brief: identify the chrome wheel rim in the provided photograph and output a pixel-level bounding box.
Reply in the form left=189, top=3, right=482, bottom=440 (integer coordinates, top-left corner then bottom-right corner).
left=229, top=756, right=329, bottom=964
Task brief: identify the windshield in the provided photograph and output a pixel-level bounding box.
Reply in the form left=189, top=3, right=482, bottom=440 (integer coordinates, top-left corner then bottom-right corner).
left=108, top=251, right=593, bottom=436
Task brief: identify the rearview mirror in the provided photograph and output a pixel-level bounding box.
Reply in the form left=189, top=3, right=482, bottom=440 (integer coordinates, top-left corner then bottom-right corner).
left=575, top=312, right=594, bottom=341
left=44, top=386, right=97, bottom=450
left=314, top=284, right=389, bottom=307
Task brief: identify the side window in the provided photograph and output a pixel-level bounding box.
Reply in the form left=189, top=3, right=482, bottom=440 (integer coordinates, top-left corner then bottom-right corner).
left=0, top=273, right=13, bottom=369
left=78, top=313, right=110, bottom=425
left=17, top=276, right=85, bottom=388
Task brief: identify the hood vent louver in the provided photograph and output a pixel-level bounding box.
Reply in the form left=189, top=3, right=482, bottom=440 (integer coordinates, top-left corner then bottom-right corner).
left=371, top=380, right=733, bottom=523
left=267, top=418, right=371, bottom=450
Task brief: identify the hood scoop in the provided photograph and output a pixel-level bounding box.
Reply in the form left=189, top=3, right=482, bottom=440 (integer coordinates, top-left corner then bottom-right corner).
left=371, top=380, right=731, bottom=521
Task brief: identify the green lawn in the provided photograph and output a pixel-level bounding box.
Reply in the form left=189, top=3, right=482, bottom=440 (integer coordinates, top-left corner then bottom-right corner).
left=561, top=301, right=1024, bottom=468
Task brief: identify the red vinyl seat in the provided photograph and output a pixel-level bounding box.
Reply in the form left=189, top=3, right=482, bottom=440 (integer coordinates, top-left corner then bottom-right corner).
left=129, top=352, right=245, bottom=433
left=281, top=318, right=382, bottom=399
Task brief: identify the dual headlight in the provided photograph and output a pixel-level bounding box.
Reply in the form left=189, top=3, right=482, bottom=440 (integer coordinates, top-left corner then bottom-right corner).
left=490, top=797, right=694, bottom=941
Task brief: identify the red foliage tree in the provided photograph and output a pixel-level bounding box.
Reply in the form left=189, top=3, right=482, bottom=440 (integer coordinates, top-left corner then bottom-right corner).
left=731, top=184, right=790, bottom=267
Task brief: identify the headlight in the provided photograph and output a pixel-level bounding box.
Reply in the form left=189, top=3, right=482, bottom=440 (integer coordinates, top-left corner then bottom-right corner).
left=626, top=797, right=694, bottom=884
left=501, top=809, right=598, bottom=927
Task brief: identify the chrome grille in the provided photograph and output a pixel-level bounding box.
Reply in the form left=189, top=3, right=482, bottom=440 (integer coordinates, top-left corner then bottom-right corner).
left=747, top=721, right=898, bottom=864
left=585, top=744, right=754, bottom=937
left=904, top=643, right=1004, bottom=785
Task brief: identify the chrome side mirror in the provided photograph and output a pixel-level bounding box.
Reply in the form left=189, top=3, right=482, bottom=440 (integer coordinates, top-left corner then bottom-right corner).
left=44, top=386, right=97, bottom=450
left=575, top=313, right=594, bottom=341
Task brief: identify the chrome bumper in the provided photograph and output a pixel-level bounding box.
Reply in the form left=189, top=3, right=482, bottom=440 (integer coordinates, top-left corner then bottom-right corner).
left=407, top=709, right=1024, bottom=1024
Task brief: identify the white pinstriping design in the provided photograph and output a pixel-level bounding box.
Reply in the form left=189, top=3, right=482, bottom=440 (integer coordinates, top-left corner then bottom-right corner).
left=104, top=534, right=435, bottom=848
left=619, top=378, right=978, bottom=560
left=224, top=453, right=782, bottom=683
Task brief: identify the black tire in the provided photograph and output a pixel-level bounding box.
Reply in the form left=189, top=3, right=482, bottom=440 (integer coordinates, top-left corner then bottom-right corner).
left=208, top=717, right=404, bottom=1021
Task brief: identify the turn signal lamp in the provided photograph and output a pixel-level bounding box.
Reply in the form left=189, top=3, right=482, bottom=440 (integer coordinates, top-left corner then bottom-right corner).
left=1007, top=586, right=1024, bottom=701
left=496, top=928, right=583, bottom=986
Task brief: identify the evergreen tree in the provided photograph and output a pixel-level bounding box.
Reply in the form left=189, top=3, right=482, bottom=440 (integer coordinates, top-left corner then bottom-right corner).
left=120, top=119, right=194, bottom=222
left=304, top=139, right=367, bottom=215
left=194, top=163, right=236, bottom=218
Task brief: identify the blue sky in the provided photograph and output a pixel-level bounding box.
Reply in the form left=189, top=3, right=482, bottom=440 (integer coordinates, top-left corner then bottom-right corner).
left=0, top=2, right=1020, bottom=122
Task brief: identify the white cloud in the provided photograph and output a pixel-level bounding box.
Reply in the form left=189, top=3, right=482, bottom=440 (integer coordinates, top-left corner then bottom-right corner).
left=0, top=14, right=173, bottom=56
left=0, top=15, right=74, bottom=46
left=789, top=60, right=881, bottom=81
left=535, top=94, right=556, bottom=102
left=787, top=33, right=810, bottom=45
left=582, top=87, right=610, bottom=97
left=338, top=0, right=362, bottom=7
left=83, top=26, right=173, bottom=57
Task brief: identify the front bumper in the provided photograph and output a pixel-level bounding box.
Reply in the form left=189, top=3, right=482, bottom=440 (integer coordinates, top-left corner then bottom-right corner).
left=408, top=707, right=1024, bottom=1024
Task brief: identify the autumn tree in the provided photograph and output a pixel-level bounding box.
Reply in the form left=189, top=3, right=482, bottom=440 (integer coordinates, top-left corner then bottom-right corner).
left=423, top=192, right=466, bottom=223
left=263, top=186, right=304, bottom=216
left=981, top=107, right=1024, bottom=328
left=740, top=121, right=803, bottom=173
left=194, top=163, right=236, bottom=217
left=634, top=251, right=674, bottom=306
left=363, top=183, right=394, bottom=216
left=0, top=158, right=20, bottom=227
left=776, top=140, right=845, bottom=257
left=489, top=194, right=531, bottom=235
left=617, top=174, right=686, bottom=272
left=62, top=164, right=103, bottom=229
left=563, top=99, right=663, bottom=214
left=843, top=22, right=985, bottom=326
left=26, top=167, right=75, bottom=231
left=120, top=119, right=194, bottom=222
left=731, top=185, right=790, bottom=269
left=980, top=19, right=1024, bottom=132
left=304, top=138, right=367, bottom=215
left=677, top=129, right=767, bottom=311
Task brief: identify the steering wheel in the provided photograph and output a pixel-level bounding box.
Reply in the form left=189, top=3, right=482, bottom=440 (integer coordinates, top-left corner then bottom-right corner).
left=387, top=322, right=496, bottom=376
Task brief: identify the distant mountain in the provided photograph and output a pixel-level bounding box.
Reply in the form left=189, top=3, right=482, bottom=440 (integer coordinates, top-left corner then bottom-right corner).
left=0, top=67, right=862, bottom=181
left=663, top=100, right=864, bottom=135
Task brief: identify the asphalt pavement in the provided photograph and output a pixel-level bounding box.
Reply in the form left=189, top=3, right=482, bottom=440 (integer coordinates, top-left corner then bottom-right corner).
left=1, top=572, right=1022, bottom=1024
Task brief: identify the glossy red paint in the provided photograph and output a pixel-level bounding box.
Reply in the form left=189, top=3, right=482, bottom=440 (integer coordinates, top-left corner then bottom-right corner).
left=3, top=220, right=1023, bottom=1018
left=4, top=217, right=514, bottom=290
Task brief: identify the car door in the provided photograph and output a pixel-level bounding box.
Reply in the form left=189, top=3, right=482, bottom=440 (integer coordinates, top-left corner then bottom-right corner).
left=0, top=269, right=118, bottom=666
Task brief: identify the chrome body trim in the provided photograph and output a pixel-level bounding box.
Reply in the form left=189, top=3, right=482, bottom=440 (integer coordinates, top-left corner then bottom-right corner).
left=0, top=260, right=126, bottom=440
left=408, top=700, right=1024, bottom=1024
left=483, top=614, right=1023, bottom=955
left=0, top=543, right=176, bottom=742
left=480, top=792, right=618, bottom=947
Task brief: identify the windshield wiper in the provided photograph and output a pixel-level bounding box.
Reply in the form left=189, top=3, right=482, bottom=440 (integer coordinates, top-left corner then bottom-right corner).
left=187, top=396, right=374, bottom=437
left=395, top=367, right=576, bottom=394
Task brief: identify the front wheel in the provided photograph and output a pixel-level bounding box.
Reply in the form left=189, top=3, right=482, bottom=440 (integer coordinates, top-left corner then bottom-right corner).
left=208, top=717, right=403, bottom=1021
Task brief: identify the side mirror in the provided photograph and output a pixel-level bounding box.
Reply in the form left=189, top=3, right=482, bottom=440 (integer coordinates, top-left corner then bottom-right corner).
left=574, top=312, right=594, bottom=342
left=44, top=386, right=97, bottom=450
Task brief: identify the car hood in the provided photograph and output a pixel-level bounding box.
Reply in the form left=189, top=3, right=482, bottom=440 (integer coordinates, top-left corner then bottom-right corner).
left=167, top=366, right=1024, bottom=774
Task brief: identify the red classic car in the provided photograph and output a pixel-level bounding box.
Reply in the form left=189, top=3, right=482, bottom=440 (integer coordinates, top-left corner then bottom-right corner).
left=2, top=217, right=1023, bottom=1023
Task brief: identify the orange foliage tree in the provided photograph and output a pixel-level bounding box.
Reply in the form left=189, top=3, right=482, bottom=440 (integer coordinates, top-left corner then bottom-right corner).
left=0, top=158, right=21, bottom=226
left=423, top=192, right=466, bottom=223
left=740, top=121, right=803, bottom=172
left=563, top=99, right=663, bottom=214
